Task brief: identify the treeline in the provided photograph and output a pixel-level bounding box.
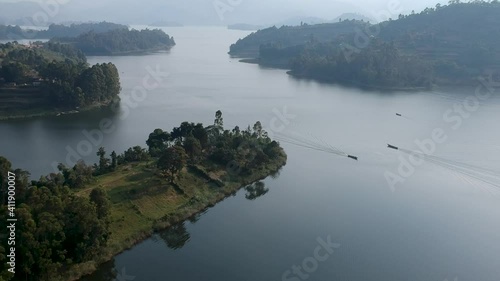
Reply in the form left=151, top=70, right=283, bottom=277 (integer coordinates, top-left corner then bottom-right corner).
left=0, top=42, right=121, bottom=108
left=0, top=25, right=37, bottom=40
left=95, top=110, right=285, bottom=183
left=54, top=29, right=176, bottom=55
left=41, top=62, right=121, bottom=107
left=0, top=157, right=111, bottom=281
left=0, top=42, right=86, bottom=84
left=0, top=22, right=128, bottom=40
left=37, top=22, right=128, bottom=38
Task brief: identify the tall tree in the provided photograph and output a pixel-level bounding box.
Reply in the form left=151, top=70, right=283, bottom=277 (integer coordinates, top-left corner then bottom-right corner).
left=110, top=151, right=117, bottom=170
left=157, top=146, right=187, bottom=183
left=90, top=188, right=111, bottom=220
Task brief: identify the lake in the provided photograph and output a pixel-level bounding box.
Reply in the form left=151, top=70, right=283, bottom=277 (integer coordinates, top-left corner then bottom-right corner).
left=1, top=27, right=500, bottom=281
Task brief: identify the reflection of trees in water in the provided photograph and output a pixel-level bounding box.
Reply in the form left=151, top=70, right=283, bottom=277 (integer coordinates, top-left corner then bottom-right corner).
left=158, top=222, right=191, bottom=250
left=77, top=259, right=116, bottom=281
left=269, top=167, right=282, bottom=179
left=244, top=181, right=269, bottom=200
left=79, top=179, right=279, bottom=280
left=187, top=212, right=202, bottom=224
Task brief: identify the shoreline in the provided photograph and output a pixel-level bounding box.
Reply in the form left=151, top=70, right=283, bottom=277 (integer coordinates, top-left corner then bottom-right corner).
left=0, top=101, right=117, bottom=121
left=286, top=71, right=431, bottom=91
left=81, top=45, right=175, bottom=56
left=67, top=155, right=287, bottom=281
left=234, top=56, right=480, bottom=92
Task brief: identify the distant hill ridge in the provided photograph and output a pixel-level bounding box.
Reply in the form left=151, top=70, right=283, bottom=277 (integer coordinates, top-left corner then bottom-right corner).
left=230, top=1, right=500, bottom=89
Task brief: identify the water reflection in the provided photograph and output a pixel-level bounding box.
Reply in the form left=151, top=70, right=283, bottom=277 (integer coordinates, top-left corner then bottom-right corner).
left=157, top=222, right=191, bottom=250
left=244, top=181, right=269, bottom=200
left=78, top=260, right=117, bottom=281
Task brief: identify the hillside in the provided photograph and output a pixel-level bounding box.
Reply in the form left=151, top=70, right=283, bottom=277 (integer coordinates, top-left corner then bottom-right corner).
left=0, top=41, right=121, bottom=119
left=232, top=1, right=500, bottom=89
left=229, top=20, right=370, bottom=58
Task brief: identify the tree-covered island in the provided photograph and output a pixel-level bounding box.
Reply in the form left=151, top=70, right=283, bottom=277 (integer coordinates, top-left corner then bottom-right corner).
left=0, top=41, right=121, bottom=120
left=0, top=22, right=176, bottom=56
left=51, top=28, right=176, bottom=56
left=0, top=111, right=287, bottom=281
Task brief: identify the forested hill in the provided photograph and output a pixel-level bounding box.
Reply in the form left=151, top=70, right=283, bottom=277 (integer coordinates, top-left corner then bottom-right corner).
left=377, top=1, right=500, bottom=68
left=229, top=20, right=370, bottom=58
left=37, top=22, right=128, bottom=38
left=0, top=42, right=121, bottom=118
left=0, top=22, right=128, bottom=40
left=234, top=1, right=500, bottom=89
left=0, top=25, right=36, bottom=40
left=52, top=28, right=176, bottom=56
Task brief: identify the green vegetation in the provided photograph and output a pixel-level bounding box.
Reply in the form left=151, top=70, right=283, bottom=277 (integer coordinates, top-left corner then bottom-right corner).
left=0, top=159, right=111, bottom=281
left=0, top=111, right=287, bottom=281
left=53, top=29, right=176, bottom=56
left=232, top=1, right=500, bottom=89
left=288, top=39, right=433, bottom=89
left=0, top=41, right=121, bottom=119
left=37, top=22, right=129, bottom=39
left=229, top=20, right=369, bottom=58
left=0, top=22, right=128, bottom=40
left=0, top=25, right=37, bottom=40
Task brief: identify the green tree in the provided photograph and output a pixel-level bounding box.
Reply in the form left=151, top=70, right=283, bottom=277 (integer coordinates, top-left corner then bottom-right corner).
left=214, top=110, right=224, bottom=130
left=157, top=146, right=187, bottom=183
left=97, top=147, right=109, bottom=173
left=183, top=135, right=202, bottom=161
left=90, top=188, right=111, bottom=220
left=110, top=151, right=117, bottom=170
left=1, top=62, right=28, bottom=83
left=146, top=129, right=171, bottom=156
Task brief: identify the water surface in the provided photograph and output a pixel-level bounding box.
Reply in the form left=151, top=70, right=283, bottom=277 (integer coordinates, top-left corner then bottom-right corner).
left=1, top=27, right=500, bottom=281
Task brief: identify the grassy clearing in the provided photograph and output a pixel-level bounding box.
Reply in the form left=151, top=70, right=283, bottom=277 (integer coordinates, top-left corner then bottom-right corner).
left=70, top=154, right=286, bottom=280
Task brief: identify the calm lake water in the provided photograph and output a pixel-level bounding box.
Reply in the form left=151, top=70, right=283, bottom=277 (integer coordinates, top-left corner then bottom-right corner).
left=1, top=27, right=500, bottom=281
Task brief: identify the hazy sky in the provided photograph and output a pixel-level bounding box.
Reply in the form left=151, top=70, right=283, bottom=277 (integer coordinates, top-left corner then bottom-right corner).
left=0, top=0, right=450, bottom=25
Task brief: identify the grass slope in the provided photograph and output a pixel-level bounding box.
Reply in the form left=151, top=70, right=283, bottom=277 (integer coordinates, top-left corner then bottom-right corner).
left=70, top=153, right=286, bottom=280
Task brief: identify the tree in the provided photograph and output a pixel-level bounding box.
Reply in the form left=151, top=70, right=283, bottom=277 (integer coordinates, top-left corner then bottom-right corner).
left=192, top=123, right=209, bottom=149
left=97, top=147, right=109, bottom=173
left=232, top=126, right=241, bottom=136
left=157, top=146, right=187, bottom=183
left=60, top=160, right=94, bottom=189
left=90, top=188, right=111, bottom=220
left=183, top=135, right=202, bottom=161
left=1, top=62, right=28, bottom=83
left=146, top=129, right=171, bottom=156
left=121, top=146, right=149, bottom=163
left=253, top=121, right=264, bottom=138
left=171, top=122, right=196, bottom=143
left=62, top=196, right=109, bottom=263
left=14, top=205, right=37, bottom=278
left=110, top=151, right=117, bottom=170
left=214, top=110, right=224, bottom=130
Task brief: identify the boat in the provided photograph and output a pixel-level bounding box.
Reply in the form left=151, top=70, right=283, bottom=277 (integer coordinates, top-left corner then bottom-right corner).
left=347, top=155, right=358, bottom=161
left=387, top=144, right=399, bottom=150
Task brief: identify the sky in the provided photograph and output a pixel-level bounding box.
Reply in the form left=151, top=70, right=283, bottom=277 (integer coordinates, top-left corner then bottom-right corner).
left=0, top=0, right=450, bottom=25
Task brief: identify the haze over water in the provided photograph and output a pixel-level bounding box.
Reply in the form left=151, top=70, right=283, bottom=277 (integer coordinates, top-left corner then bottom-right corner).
left=2, top=27, right=500, bottom=281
